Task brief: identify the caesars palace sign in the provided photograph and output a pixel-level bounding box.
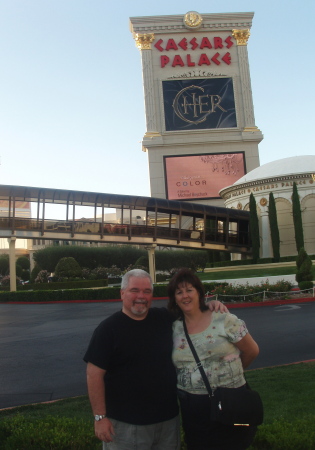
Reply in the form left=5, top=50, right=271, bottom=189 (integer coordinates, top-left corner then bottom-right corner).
left=131, top=12, right=259, bottom=202
left=133, top=13, right=252, bottom=133
left=154, top=35, right=234, bottom=68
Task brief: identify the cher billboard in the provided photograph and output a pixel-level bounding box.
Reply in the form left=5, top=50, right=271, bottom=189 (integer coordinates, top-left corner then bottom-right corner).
left=162, top=77, right=236, bottom=132
left=164, top=152, right=246, bottom=201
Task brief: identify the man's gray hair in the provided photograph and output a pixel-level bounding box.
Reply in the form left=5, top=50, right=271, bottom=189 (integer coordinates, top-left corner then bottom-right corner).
left=121, top=269, right=153, bottom=291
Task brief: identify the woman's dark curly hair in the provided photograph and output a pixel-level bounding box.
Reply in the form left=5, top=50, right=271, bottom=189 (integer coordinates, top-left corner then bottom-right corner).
left=167, top=268, right=208, bottom=319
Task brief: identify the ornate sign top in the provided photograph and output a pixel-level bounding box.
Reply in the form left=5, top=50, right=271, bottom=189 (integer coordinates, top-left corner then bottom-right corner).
left=184, top=11, right=203, bottom=29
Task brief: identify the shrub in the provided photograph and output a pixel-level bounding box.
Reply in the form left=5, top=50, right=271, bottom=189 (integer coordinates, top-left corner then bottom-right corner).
left=16, top=256, right=30, bottom=270
left=0, top=278, right=299, bottom=303
left=298, top=281, right=314, bottom=291
left=20, top=269, right=30, bottom=282
left=30, top=265, right=42, bottom=283
left=55, top=257, right=82, bottom=279
left=296, top=247, right=313, bottom=286
left=135, top=256, right=149, bottom=271
left=33, top=246, right=145, bottom=272
left=15, top=264, right=23, bottom=277
left=155, top=250, right=208, bottom=274
left=0, top=275, right=22, bottom=287
left=35, top=270, right=50, bottom=283
left=91, top=266, right=108, bottom=280
left=0, top=284, right=114, bottom=302
left=0, top=255, right=9, bottom=276
left=26, top=279, right=108, bottom=291
left=82, top=267, right=91, bottom=279
left=106, top=265, right=122, bottom=276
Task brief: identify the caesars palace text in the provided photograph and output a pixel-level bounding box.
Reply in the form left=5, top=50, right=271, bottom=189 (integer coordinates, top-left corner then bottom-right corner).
left=154, top=35, right=234, bottom=68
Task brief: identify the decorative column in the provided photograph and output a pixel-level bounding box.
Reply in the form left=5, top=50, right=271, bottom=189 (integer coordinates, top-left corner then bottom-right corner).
left=145, top=244, right=156, bottom=283
left=134, top=33, right=160, bottom=137
left=29, top=249, right=36, bottom=273
left=8, top=236, right=17, bottom=292
left=232, top=29, right=257, bottom=132
left=259, top=198, right=272, bottom=258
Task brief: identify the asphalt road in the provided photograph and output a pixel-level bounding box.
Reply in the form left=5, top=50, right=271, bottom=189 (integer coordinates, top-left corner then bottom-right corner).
left=0, top=300, right=314, bottom=410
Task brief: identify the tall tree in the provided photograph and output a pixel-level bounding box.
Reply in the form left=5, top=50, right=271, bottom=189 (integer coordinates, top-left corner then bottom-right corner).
left=249, top=193, right=260, bottom=263
left=292, top=182, right=304, bottom=253
left=268, top=192, right=280, bottom=262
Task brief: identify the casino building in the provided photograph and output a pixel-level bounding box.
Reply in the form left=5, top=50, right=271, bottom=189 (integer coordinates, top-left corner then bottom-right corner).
left=220, top=155, right=315, bottom=259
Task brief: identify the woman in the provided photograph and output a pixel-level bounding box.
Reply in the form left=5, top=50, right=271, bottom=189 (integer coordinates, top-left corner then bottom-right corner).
left=168, top=268, right=259, bottom=450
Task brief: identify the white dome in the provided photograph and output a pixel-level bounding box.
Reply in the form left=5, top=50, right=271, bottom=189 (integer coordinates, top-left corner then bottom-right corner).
left=234, top=155, right=315, bottom=185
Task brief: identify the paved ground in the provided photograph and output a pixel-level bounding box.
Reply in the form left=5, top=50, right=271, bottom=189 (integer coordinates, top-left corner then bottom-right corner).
left=0, top=298, right=314, bottom=409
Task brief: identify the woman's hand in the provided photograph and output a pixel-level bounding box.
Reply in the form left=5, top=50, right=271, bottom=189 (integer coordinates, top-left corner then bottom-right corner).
left=208, top=300, right=228, bottom=313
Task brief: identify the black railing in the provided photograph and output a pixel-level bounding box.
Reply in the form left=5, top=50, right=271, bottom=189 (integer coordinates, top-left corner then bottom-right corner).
left=0, top=217, right=250, bottom=248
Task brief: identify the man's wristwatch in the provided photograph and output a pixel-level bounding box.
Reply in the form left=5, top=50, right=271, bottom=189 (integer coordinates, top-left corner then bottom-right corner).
left=94, top=414, right=107, bottom=421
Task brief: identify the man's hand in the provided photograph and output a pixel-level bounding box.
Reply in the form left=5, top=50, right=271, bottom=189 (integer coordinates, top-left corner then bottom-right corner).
left=208, top=299, right=228, bottom=313
left=95, top=417, right=115, bottom=443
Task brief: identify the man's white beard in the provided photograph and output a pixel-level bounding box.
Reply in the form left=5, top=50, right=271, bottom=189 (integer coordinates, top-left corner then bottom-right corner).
left=131, top=301, right=148, bottom=316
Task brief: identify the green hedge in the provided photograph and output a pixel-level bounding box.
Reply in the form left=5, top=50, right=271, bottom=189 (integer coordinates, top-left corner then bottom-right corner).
left=32, top=279, right=107, bottom=290
left=0, top=286, right=121, bottom=303
left=1, top=279, right=108, bottom=292
left=0, top=277, right=299, bottom=303
left=298, top=281, right=314, bottom=291
left=156, top=273, right=170, bottom=282
left=0, top=281, right=230, bottom=303
left=107, top=276, right=122, bottom=284
left=33, top=245, right=146, bottom=272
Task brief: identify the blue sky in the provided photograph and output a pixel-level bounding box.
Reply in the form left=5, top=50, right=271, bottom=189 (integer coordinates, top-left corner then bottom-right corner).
left=0, top=0, right=314, bottom=203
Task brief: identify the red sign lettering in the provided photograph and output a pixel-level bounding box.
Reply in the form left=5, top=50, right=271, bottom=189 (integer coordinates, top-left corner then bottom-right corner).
left=165, top=39, right=178, bottom=51
left=172, top=55, right=185, bottom=67
left=198, top=54, right=211, bottom=66
left=161, top=55, right=170, bottom=68
left=200, top=37, right=212, bottom=49
left=154, top=35, right=234, bottom=52
left=160, top=52, right=232, bottom=68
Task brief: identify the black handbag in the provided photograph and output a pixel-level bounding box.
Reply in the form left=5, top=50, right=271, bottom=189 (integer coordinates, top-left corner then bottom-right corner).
left=182, top=318, right=263, bottom=426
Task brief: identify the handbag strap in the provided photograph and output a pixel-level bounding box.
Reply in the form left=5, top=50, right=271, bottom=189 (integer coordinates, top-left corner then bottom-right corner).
left=182, top=318, right=213, bottom=397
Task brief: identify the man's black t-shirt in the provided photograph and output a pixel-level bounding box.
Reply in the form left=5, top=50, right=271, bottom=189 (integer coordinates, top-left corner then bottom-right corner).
left=84, top=307, right=178, bottom=425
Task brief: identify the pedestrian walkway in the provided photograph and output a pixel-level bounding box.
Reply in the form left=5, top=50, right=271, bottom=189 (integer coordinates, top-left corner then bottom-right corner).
left=206, top=274, right=297, bottom=286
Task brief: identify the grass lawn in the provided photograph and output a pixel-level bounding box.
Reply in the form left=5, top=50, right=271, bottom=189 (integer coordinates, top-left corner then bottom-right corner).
left=1, top=362, right=315, bottom=449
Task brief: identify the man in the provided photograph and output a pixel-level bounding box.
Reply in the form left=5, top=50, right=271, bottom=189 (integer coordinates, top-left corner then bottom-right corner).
left=84, top=269, right=225, bottom=450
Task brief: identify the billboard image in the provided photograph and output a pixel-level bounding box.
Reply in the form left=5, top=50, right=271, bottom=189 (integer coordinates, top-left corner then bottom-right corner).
left=164, top=152, right=246, bottom=200
left=162, top=77, right=236, bottom=131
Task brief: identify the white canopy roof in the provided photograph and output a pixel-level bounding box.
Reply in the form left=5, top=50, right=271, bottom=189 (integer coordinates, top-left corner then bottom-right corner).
left=234, top=155, right=315, bottom=185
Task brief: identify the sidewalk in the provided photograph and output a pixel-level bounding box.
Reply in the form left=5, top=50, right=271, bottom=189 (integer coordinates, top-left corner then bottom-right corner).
left=204, top=274, right=297, bottom=287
